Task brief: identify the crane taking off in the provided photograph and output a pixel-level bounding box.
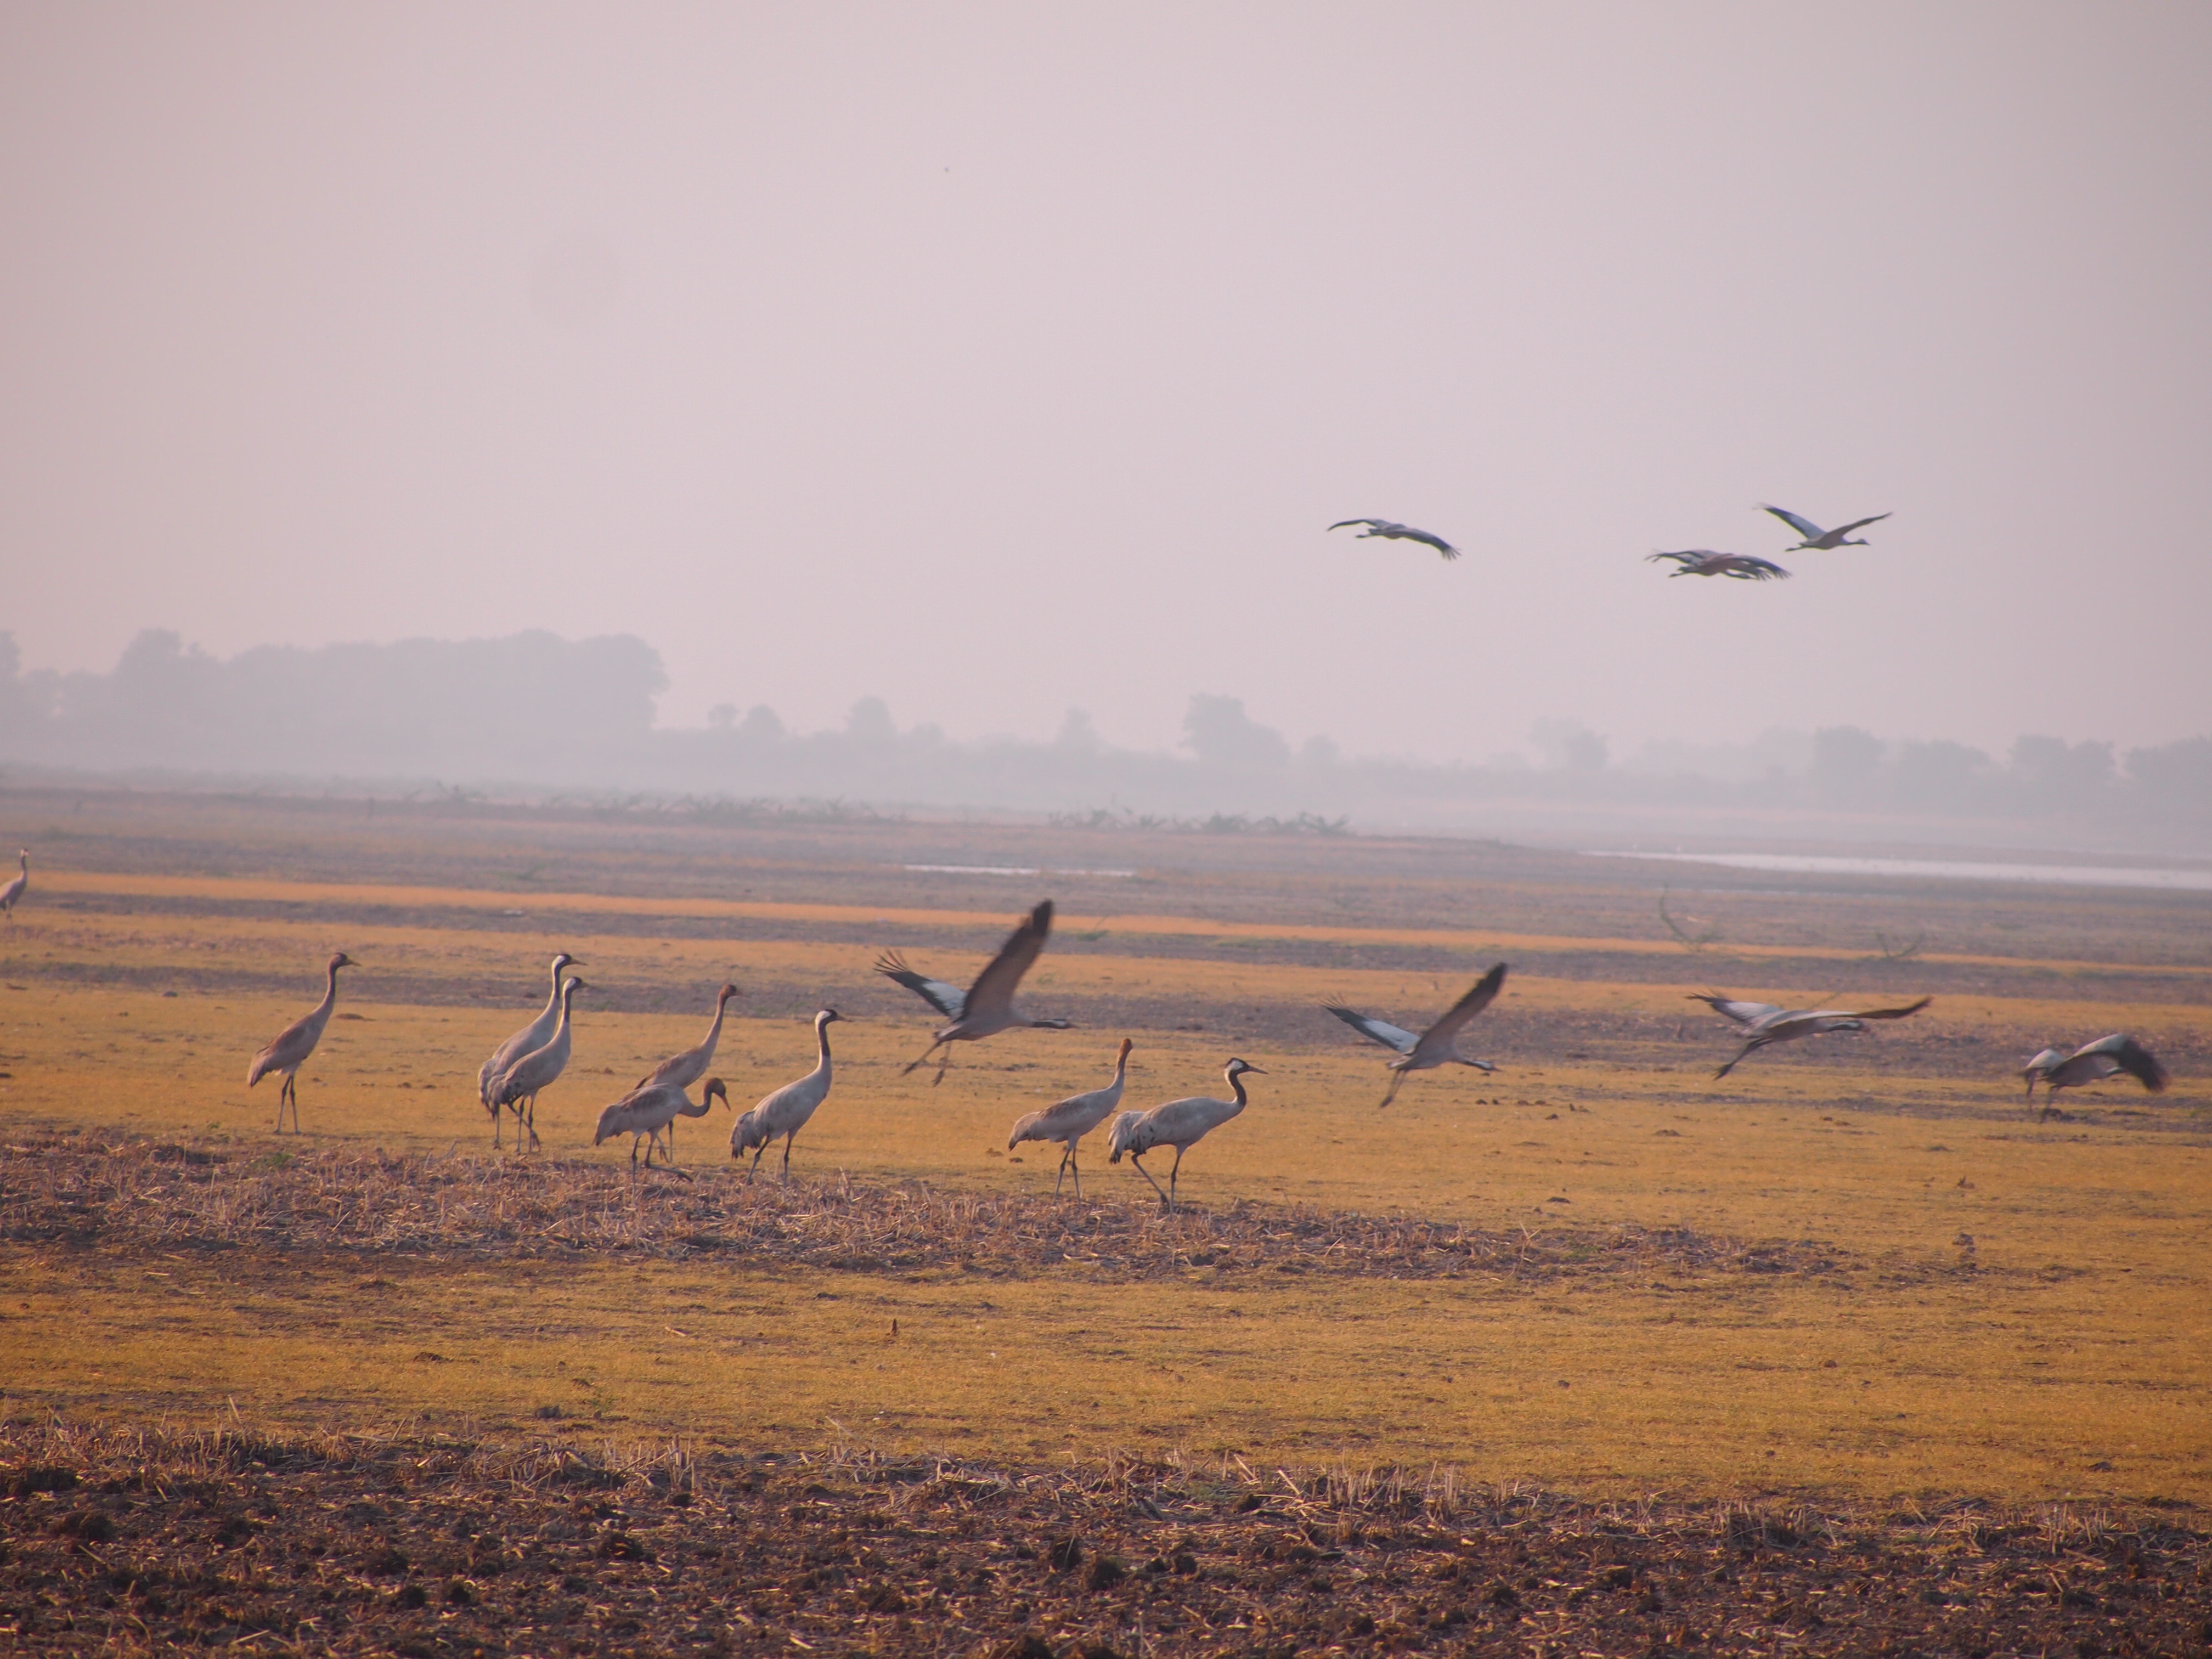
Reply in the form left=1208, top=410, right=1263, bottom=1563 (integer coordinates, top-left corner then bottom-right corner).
left=247, top=952, right=358, bottom=1133
left=2023, top=1034, right=2167, bottom=1114
left=1759, top=505, right=1891, bottom=550
left=1646, top=550, right=1791, bottom=582
left=1007, top=1037, right=1133, bottom=1197
left=1324, top=963, right=1508, bottom=1108
left=1689, top=991, right=1932, bottom=1080
left=895, top=901, right=1066, bottom=1084
left=1328, top=519, right=1460, bottom=560
left=1107, top=1057, right=1264, bottom=1212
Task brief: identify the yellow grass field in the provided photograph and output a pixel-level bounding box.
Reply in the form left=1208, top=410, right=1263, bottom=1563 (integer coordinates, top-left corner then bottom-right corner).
left=3, top=799, right=2208, bottom=1513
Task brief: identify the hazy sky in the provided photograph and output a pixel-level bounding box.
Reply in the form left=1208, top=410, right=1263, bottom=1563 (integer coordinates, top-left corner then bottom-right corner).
left=5, top=4, right=2209, bottom=764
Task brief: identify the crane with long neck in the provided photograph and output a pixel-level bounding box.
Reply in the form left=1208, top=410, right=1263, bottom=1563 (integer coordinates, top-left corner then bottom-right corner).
left=732, top=1009, right=842, bottom=1184
left=247, top=952, right=358, bottom=1133
left=489, top=977, right=587, bottom=1150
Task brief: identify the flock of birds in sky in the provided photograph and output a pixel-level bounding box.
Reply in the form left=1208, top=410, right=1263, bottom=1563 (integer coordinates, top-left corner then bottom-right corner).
left=1331, top=501, right=1893, bottom=583
left=230, top=896, right=2171, bottom=1211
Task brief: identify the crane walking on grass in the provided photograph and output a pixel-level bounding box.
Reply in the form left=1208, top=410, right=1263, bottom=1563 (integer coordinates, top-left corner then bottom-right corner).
left=1328, top=518, right=1460, bottom=561
left=1689, top=991, right=1932, bottom=1080
left=1646, top=550, right=1791, bottom=582
left=1759, top=504, right=1891, bottom=550
left=893, top=901, right=1066, bottom=1084
left=1107, top=1058, right=1265, bottom=1212
left=732, top=1009, right=842, bottom=1183
left=0, top=850, right=25, bottom=921
left=635, top=981, right=741, bottom=1154
left=2022, top=1034, right=2168, bottom=1116
left=596, top=1077, right=729, bottom=1172
left=488, top=976, right=586, bottom=1148
left=1007, top=1037, right=1134, bottom=1197
left=478, top=952, right=580, bottom=1149
left=247, top=952, right=358, bottom=1134
left=1324, top=963, right=1507, bottom=1108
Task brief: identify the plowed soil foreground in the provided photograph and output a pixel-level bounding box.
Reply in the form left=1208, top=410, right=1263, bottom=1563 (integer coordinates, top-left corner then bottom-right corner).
left=3, top=1424, right=2206, bottom=1659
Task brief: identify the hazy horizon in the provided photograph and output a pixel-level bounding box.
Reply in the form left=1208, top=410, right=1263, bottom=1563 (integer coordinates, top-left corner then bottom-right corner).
left=6, top=5, right=2210, bottom=763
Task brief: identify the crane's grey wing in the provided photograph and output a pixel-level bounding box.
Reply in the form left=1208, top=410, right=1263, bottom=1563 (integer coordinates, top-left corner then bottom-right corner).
left=1828, top=512, right=1891, bottom=538
left=1687, top=992, right=1781, bottom=1027
left=962, top=900, right=1053, bottom=1019
left=1322, top=1003, right=1419, bottom=1054
left=1419, top=963, right=1509, bottom=1048
left=874, top=951, right=966, bottom=1019
left=1726, top=556, right=1791, bottom=581
left=1328, top=519, right=1384, bottom=532
left=1400, top=525, right=1461, bottom=560
left=1837, top=996, right=1933, bottom=1022
left=2073, top=1032, right=2168, bottom=1092
left=1759, top=505, right=1825, bottom=540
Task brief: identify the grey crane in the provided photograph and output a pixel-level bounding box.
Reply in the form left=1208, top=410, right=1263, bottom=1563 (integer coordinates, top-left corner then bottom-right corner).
left=1759, top=505, right=1891, bottom=550
left=1107, top=1057, right=1265, bottom=1212
left=488, top=976, right=586, bottom=1144
left=246, top=952, right=358, bottom=1133
left=2023, top=1035, right=2168, bottom=1115
left=478, top=952, right=580, bottom=1149
left=1324, top=963, right=1508, bottom=1108
left=1647, top=550, right=1791, bottom=582
left=1007, top=1037, right=1133, bottom=1197
left=595, top=1077, right=729, bottom=1172
left=896, top=901, right=1066, bottom=1084
left=1689, top=990, right=1932, bottom=1080
left=732, top=1009, right=842, bottom=1183
left=0, top=850, right=25, bottom=920
left=634, top=981, right=741, bottom=1154
left=1329, top=518, right=1460, bottom=561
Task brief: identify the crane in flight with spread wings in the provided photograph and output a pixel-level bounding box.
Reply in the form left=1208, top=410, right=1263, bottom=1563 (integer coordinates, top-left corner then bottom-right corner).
left=1689, top=990, right=1932, bottom=1080
left=1759, top=504, right=1891, bottom=550
left=888, top=901, right=1068, bottom=1084
left=1323, top=963, right=1509, bottom=1108
left=1328, top=518, right=1460, bottom=561
left=1647, top=550, right=1791, bottom=582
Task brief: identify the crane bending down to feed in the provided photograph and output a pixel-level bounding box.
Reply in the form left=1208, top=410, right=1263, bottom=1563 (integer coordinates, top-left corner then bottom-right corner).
left=488, top=977, right=586, bottom=1148
left=595, top=1077, right=728, bottom=1172
left=732, top=1009, right=842, bottom=1183
left=1759, top=505, right=1891, bottom=550
left=2023, top=1035, right=2167, bottom=1116
left=635, top=981, right=741, bottom=1153
left=1690, top=991, right=1932, bottom=1080
left=0, top=850, right=25, bottom=920
left=896, top=901, right=1066, bottom=1084
left=1646, top=550, right=1791, bottom=582
left=247, top=952, right=358, bottom=1133
left=1107, top=1058, right=1264, bottom=1212
left=1007, top=1037, right=1133, bottom=1197
left=1324, top=963, right=1508, bottom=1108
left=478, top=952, right=579, bottom=1149
left=1328, top=518, right=1459, bottom=560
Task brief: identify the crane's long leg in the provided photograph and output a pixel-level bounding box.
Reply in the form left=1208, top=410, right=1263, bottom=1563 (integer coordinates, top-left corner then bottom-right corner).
left=1128, top=1150, right=1169, bottom=1208
left=525, top=1095, right=541, bottom=1153
left=748, top=1142, right=768, bottom=1183
left=1714, top=1040, right=1760, bottom=1080
left=781, top=1133, right=795, bottom=1185
left=1168, top=1146, right=1187, bottom=1212
left=1377, top=1068, right=1408, bottom=1110
left=1069, top=1145, right=1082, bottom=1200
left=901, top=1040, right=948, bottom=1078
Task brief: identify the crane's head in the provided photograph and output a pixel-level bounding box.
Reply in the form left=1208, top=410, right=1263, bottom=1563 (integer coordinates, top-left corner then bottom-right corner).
left=563, top=976, right=588, bottom=997
left=552, top=951, right=579, bottom=973
left=817, top=1007, right=844, bottom=1026
left=719, top=983, right=742, bottom=1003
left=1224, top=1057, right=1265, bottom=1080
left=701, top=1077, right=730, bottom=1109
left=1116, top=1037, right=1135, bottom=1058
left=329, top=952, right=359, bottom=972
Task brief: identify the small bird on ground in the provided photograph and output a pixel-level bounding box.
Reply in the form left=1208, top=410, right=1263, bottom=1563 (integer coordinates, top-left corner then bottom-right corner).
left=478, top=953, right=580, bottom=1149
left=1759, top=505, right=1891, bottom=550
left=2022, top=1035, right=2168, bottom=1115
left=1107, top=1057, right=1265, bottom=1212
left=488, top=976, right=587, bottom=1148
left=895, top=901, right=1067, bottom=1084
left=732, top=1009, right=842, bottom=1183
left=0, top=850, right=26, bottom=920
left=247, top=952, right=358, bottom=1133
left=1647, top=550, right=1791, bottom=581
left=1007, top=1037, right=1134, bottom=1197
left=1689, top=991, right=1932, bottom=1080
left=595, top=1077, right=729, bottom=1172
left=1328, top=519, right=1460, bottom=560
left=1324, top=963, right=1508, bottom=1108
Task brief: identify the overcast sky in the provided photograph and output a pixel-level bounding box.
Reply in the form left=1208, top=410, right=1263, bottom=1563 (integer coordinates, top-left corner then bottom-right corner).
left=5, top=4, right=2208, bottom=764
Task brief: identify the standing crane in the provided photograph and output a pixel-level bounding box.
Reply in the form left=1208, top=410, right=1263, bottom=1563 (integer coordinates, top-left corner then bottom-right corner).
left=595, top=1077, right=729, bottom=1172
left=1759, top=505, right=1891, bottom=550
left=731, top=1009, right=842, bottom=1183
left=1324, top=963, right=1507, bottom=1108
left=635, top=981, right=741, bottom=1154
left=247, top=952, right=358, bottom=1133
left=0, top=850, right=25, bottom=921
left=2023, top=1034, right=2168, bottom=1116
left=1689, top=991, right=1932, bottom=1080
left=1107, top=1057, right=1265, bottom=1212
left=1007, top=1037, right=1134, bottom=1197
left=893, top=901, right=1067, bottom=1084
left=488, top=976, right=587, bottom=1147
left=478, top=952, right=580, bottom=1149
left=1328, top=518, right=1460, bottom=560
left=1646, top=550, right=1791, bottom=581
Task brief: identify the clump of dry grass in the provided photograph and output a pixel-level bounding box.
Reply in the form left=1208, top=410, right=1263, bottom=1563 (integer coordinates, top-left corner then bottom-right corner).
left=1, top=1130, right=1847, bottom=1284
